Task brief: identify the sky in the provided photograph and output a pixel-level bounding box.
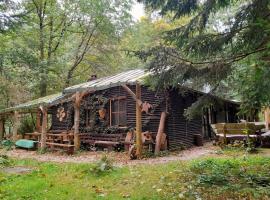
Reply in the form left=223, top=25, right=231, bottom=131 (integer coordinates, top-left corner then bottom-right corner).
left=131, top=2, right=145, bottom=21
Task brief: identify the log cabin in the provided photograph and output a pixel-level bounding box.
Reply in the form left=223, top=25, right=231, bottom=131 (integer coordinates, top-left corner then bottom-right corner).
left=0, top=69, right=239, bottom=153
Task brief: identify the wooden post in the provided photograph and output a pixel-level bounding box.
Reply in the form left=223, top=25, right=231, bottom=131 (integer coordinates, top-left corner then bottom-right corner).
left=74, top=91, right=81, bottom=151
left=36, top=110, right=41, bottom=132
left=13, top=111, right=19, bottom=141
left=0, top=117, right=4, bottom=141
left=135, top=83, right=143, bottom=158
left=155, top=111, right=167, bottom=155
left=122, top=84, right=143, bottom=107
left=264, top=107, right=270, bottom=130
left=223, top=123, right=227, bottom=145
left=40, top=106, right=47, bottom=149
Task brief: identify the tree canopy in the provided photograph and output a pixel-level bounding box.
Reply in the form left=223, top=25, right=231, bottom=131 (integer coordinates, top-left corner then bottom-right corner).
left=138, top=0, right=270, bottom=117
left=0, top=0, right=134, bottom=108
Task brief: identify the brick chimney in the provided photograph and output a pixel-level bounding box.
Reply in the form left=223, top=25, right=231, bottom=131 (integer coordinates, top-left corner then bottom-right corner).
left=88, top=74, right=97, bottom=81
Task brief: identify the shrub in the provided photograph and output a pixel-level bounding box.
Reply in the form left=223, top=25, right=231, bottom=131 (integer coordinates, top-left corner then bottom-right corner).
left=1, top=140, right=14, bottom=151
left=0, top=155, right=10, bottom=168
left=198, top=173, right=228, bottom=185
left=18, top=115, right=35, bottom=134
left=190, top=157, right=270, bottom=191
left=91, top=154, right=114, bottom=176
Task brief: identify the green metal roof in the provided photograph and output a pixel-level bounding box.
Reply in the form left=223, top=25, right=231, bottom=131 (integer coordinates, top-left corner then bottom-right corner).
left=0, top=93, right=65, bottom=114
left=0, top=69, right=239, bottom=115
left=64, top=69, right=148, bottom=93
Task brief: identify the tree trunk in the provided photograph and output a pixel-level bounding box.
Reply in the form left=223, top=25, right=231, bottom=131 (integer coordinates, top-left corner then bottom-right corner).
left=13, top=111, right=19, bottom=141
left=135, top=83, right=143, bottom=158
left=155, top=111, right=167, bottom=155
left=37, top=1, right=47, bottom=97
left=0, top=118, right=4, bottom=141
left=40, top=106, right=47, bottom=149
left=74, top=91, right=81, bottom=151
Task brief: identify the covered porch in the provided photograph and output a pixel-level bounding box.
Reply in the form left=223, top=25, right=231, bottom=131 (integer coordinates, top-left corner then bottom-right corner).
left=0, top=93, right=75, bottom=152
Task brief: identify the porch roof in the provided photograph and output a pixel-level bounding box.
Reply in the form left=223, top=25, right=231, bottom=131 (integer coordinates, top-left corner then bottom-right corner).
left=63, top=69, right=148, bottom=94
left=0, top=93, right=67, bottom=114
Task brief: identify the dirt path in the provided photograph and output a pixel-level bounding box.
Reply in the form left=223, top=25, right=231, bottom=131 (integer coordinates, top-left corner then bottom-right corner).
left=1, top=143, right=218, bottom=166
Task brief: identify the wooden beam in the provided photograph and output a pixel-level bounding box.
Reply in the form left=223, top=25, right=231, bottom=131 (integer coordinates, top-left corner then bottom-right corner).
left=155, top=111, right=167, bottom=155
left=40, top=106, right=47, bottom=149
left=12, top=111, right=19, bottom=141
left=135, top=83, right=143, bottom=158
left=121, top=84, right=143, bottom=107
left=36, top=109, right=41, bottom=132
left=74, top=91, right=81, bottom=151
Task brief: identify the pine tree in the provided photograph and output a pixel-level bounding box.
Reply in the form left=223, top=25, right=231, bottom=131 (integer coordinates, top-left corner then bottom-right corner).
left=138, top=0, right=270, bottom=117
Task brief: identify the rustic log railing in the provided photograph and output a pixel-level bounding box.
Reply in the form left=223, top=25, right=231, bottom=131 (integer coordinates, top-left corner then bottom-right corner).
left=40, top=106, right=47, bottom=150
left=12, top=110, right=19, bottom=141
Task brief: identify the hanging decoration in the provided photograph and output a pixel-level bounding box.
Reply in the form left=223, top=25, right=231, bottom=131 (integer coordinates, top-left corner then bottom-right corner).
left=57, top=106, right=66, bottom=122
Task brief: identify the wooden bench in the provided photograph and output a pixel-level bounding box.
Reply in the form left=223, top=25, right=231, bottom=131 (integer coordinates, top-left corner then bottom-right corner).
left=46, top=133, right=74, bottom=144
left=45, top=130, right=74, bottom=154
left=80, top=133, right=124, bottom=150
left=45, top=142, right=74, bottom=154
left=23, top=132, right=41, bottom=141
left=211, top=123, right=265, bottom=144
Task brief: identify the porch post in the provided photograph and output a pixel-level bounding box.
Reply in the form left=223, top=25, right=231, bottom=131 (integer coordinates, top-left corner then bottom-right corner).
left=155, top=112, right=167, bottom=155
left=135, top=83, right=143, bottom=158
left=36, top=109, right=41, bottom=132
left=264, top=107, right=270, bottom=130
left=74, top=91, right=81, bottom=151
left=0, top=117, right=4, bottom=141
left=40, top=106, right=47, bottom=149
left=12, top=111, right=19, bottom=141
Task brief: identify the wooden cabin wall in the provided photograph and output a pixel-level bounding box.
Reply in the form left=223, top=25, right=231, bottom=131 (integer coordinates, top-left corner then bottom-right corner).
left=166, top=90, right=202, bottom=149
left=49, top=85, right=239, bottom=150
left=80, top=85, right=166, bottom=134
left=50, top=102, right=74, bottom=131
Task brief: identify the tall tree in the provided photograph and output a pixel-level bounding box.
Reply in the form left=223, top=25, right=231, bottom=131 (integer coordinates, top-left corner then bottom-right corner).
left=1, top=0, right=132, bottom=99
left=138, top=0, right=270, bottom=117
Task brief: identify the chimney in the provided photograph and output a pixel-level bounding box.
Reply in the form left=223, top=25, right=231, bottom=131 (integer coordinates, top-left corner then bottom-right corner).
left=88, top=74, right=97, bottom=81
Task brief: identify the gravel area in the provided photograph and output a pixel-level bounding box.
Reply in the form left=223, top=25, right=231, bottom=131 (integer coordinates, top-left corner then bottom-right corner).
left=1, top=143, right=217, bottom=166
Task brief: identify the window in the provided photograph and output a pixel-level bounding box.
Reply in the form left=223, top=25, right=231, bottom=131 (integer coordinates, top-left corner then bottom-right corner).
left=84, top=108, right=91, bottom=127
left=110, top=97, right=127, bottom=126
left=85, top=107, right=94, bottom=127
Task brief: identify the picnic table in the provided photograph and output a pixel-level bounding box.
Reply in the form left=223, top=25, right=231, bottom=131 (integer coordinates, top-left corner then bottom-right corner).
left=211, top=122, right=265, bottom=144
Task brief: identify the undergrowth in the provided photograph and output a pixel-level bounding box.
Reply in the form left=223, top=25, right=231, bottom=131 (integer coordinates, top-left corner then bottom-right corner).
left=90, top=154, right=114, bottom=176
left=0, top=155, right=11, bottom=168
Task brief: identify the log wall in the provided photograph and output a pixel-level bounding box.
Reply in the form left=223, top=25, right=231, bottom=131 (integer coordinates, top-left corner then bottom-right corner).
left=50, top=102, right=74, bottom=131
left=49, top=85, right=239, bottom=150
left=166, top=90, right=202, bottom=149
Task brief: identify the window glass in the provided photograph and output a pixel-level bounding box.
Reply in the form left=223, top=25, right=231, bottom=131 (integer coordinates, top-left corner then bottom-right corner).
left=110, top=98, right=127, bottom=126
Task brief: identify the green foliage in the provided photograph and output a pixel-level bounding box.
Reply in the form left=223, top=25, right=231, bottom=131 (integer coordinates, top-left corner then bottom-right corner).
left=229, top=59, right=270, bottom=116
left=18, top=114, right=35, bottom=134
left=90, top=154, right=114, bottom=176
left=0, top=154, right=10, bottom=168
left=1, top=140, right=14, bottom=151
left=138, top=0, right=270, bottom=116
left=0, top=154, right=270, bottom=199
left=0, top=0, right=134, bottom=109
left=190, top=158, right=270, bottom=190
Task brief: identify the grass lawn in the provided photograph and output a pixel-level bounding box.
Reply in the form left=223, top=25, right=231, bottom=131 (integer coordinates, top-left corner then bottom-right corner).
left=1, top=149, right=270, bottom=200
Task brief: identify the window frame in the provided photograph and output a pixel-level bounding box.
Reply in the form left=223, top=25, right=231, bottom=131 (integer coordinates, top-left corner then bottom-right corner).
left=109, top=96, right=127, bottom=127
left=85, top=106, right=92, bottom=127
